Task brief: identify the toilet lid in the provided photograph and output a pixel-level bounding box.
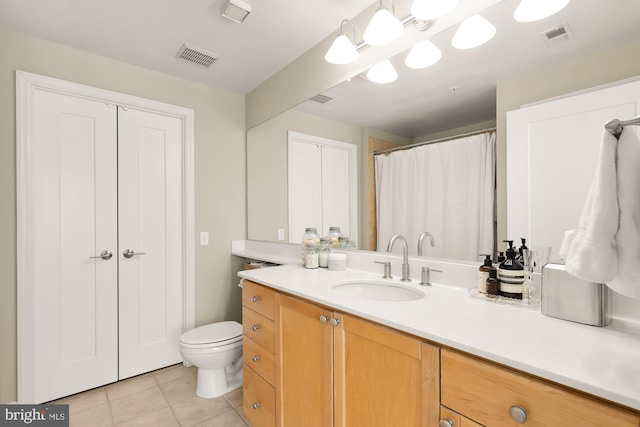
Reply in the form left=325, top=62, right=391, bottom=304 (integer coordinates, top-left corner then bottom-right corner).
left=180, top=321, right=242, bottom=345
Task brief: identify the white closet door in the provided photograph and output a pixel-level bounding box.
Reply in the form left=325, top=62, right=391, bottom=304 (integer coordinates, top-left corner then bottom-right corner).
left=32, top=90, right=118, bottom=403
left=117, top=107, right=184, bottom=379
left=288, top=140, right=323, bottom=243
left=321, top=145, right=351, bottom=238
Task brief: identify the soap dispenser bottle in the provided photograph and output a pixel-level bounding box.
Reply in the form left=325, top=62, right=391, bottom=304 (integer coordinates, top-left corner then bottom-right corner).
left=498, top=240, right=525, bottom=299
left=478, top=254, right=494, bottom=293
left=516, top=237, right=528, bottom=264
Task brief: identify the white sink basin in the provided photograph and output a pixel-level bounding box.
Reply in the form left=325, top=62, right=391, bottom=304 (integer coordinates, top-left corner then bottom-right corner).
left=330, top=280, right=425, bottom=302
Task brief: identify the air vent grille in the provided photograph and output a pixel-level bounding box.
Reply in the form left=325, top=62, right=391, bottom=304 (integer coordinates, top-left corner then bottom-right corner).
left=176, top=43, right=219, bottom=68
left=541, top=23, right=573, bottom=46
left=309, top=92, right=334, bottom=104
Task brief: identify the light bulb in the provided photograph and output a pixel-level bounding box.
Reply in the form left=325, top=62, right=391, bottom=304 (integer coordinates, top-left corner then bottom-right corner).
left=325, top=34, right=359, bottom=64
left=366, top=60, right=398, bottom=83
left=514, top=0, right=570, bottom=22
left=405, top=40, right=442, bottom=69
left=451, top=14, right=496, bottom=50
left=411, top=0, right=459, bottom=20
left=363, top=6, right=404, bottom=46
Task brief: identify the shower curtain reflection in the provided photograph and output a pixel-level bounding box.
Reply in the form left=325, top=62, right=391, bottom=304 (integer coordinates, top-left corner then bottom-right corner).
left=375, top=131, right=496, bottom=261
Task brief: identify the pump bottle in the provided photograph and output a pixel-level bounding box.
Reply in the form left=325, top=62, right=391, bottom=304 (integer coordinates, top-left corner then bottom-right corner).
left=478, top=254, right=494, bottom=293
left=498, top=240, right=525, bottom=299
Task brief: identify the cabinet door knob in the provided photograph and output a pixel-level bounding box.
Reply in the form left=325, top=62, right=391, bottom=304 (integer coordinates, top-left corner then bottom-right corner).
left=252, top=355, right=260, bottom=363
left=319, top=315, right=329, bottom=324
left=329, top=318, right=340, bottom=327
left=252, top=295, right=260, bottom=302
left=252, top=324, right=260, bottom=331
left=509, top=406, right=527, bottom=423
left=439, top=420, right=454, bottom=427
left=252, top=402, right=260, bottom=410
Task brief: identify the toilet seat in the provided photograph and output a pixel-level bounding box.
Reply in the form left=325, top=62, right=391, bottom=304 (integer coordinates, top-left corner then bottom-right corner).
left=180, top=321, right=242, bottom=348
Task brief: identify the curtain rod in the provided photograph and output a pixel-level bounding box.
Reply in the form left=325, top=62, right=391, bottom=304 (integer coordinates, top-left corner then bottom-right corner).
left=374, top=126, right=496, bottom=156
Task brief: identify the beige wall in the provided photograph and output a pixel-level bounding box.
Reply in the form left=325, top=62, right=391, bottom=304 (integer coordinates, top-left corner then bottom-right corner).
left=0, top=28, right=247, bottom=403
left=495, top=40, right=640, bottom=247
left=247, top=109, right=361, bottom=243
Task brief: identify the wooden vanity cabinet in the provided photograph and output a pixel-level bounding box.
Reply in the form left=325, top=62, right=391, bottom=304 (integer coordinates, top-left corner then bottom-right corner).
left=242, top=281, right=277, bottom=427
left=441, top=348, right=640, bottom=427
left=276, top=293, right=440, bottom=427
left=440, top=406, right=483, bottom=427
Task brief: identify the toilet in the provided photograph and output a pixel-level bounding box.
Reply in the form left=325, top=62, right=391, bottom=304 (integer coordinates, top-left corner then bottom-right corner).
left=179, top=321, right=243, bottom=398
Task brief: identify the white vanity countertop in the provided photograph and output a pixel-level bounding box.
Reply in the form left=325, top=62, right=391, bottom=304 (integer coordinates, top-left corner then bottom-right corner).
left=238, top=264, right=640, bottom=411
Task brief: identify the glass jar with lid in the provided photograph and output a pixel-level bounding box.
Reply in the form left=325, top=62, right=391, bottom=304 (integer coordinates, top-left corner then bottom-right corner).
left=338, top=236, right=354, bottom=249
left=325, top=226, right=342, bottom=247
left=318, top=237, right=332, bottom=268
left=301, top=227, right=320, bottom=268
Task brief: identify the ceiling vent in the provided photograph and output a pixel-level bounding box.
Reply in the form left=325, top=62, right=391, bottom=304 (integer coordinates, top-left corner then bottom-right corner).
left=309, top=92, right=335, bottom=104
left=175, top=43, right=219, bottom=68
left=541, top=23, right=574, bottom=46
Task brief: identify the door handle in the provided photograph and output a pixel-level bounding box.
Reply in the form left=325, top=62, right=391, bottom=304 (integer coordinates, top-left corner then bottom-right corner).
left=89, top=250, right=113, bottom=260
left=123, top=249, right=146, bottom=258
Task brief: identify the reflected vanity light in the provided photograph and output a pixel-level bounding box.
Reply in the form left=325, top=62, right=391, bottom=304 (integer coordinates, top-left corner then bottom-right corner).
left=366, top=60, right=398, bottom=83
left=411, top=0, right=459, bottom=20
left=363, top=0, right=404, bottom=47
left=513, top=0, right=570, bottom=22
left=451, top=14, right=496, bottom=49
left=325, top=19, right=359, bottom=64
left=405, top=40, right=442, bottom=69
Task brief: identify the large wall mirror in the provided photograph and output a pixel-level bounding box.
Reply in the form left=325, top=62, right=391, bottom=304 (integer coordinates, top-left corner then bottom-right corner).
left=247, top=0, right=640, bottom=263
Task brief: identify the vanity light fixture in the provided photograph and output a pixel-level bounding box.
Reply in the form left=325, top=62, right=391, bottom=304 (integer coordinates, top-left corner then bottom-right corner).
left=325, top=19, right=360, bottom=64
left=363, top=0, right=404, bottom=47
left=365, top=60, right=398, bottom=83
left=411, top=0, right=459, bottom=20
left=221, top=0, right=252, bottom=23
left=405, top=39, right=442, bottom=69
left=451, top=14, right=496, bottom=49
left=513, top=0, right=570, bottom=23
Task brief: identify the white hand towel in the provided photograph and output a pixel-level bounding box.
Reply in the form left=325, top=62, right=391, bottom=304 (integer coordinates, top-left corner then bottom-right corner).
left=565, top=129, right=619, bottom=283
left=608, top=128, right=640, bottom=298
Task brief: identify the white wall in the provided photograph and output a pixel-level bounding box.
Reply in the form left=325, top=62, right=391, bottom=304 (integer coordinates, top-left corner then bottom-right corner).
left=0, top=28, right=246, bottom=403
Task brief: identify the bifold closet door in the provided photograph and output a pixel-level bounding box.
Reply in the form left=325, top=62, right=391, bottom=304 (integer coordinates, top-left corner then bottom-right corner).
left=32, top=90, right=119, bottom=403
left=117, top=107, right=184, bottom=379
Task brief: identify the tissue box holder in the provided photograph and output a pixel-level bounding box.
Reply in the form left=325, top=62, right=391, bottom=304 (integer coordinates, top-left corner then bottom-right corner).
left=541, top=262, right=612, bottom=327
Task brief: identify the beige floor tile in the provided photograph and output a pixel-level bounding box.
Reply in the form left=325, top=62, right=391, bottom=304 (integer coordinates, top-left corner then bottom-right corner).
left=153, top=363, right=197, bottom=385
left=107, top=375, right=157, bottom=401
left=69, top=402, right=113, bottom=427
left=195, top=409, right=249, bottom=427
left=53, top=387, right=109, bottom=414
left=110, top=386, right=168, bottom=425
left=159, top=374, right=197, bottom=404
left=171, top=395, right=233, bottom=427
left=223, top=387, right=243, bottom=410
left=116, top=406, right=179, bottom=427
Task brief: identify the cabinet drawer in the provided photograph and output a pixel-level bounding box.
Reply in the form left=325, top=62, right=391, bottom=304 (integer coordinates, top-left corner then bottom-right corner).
left=242, top=307, right=275, bottom=353
left=243, top=363, right=275, bottom=427
left=441, top=348, right=640, bottom=427
left=242, top=280, right=275, bottom=320
left=243, top=335, right=275, bottom=386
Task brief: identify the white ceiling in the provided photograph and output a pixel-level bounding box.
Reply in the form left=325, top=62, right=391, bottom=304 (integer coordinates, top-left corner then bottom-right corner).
left=1, top=0, right=639, bottom=137
left=0, top=0, right=375, bottom=94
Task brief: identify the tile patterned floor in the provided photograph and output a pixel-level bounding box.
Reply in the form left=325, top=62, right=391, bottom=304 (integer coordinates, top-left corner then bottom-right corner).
left=51, top=364, right=249, bottom=427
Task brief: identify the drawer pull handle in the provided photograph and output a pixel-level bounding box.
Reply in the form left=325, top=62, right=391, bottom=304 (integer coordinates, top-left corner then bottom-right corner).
left=252, top=355, right=260, bottom=363
left=329, top=318, right=340, bottom=327
left=319, top=315, right=329, bottom=324
left=252, top=324, right=260, bottom=331
left=252, top=402, right=260, bottom=410
left=439, top=420, right=454, bottom=427
left=252, top=295, right=260, bottom=303
left=509, top=406, right=527, bottom=423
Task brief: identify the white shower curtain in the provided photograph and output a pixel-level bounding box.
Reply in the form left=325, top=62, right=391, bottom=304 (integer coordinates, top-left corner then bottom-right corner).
left=375, top=132, right=495, bottom=261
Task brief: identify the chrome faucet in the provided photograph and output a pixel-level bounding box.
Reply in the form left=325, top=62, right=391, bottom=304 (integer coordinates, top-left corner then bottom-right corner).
left=386, top=234, right=411, bottom=282
left=418, top=232, right=435, bottom=256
